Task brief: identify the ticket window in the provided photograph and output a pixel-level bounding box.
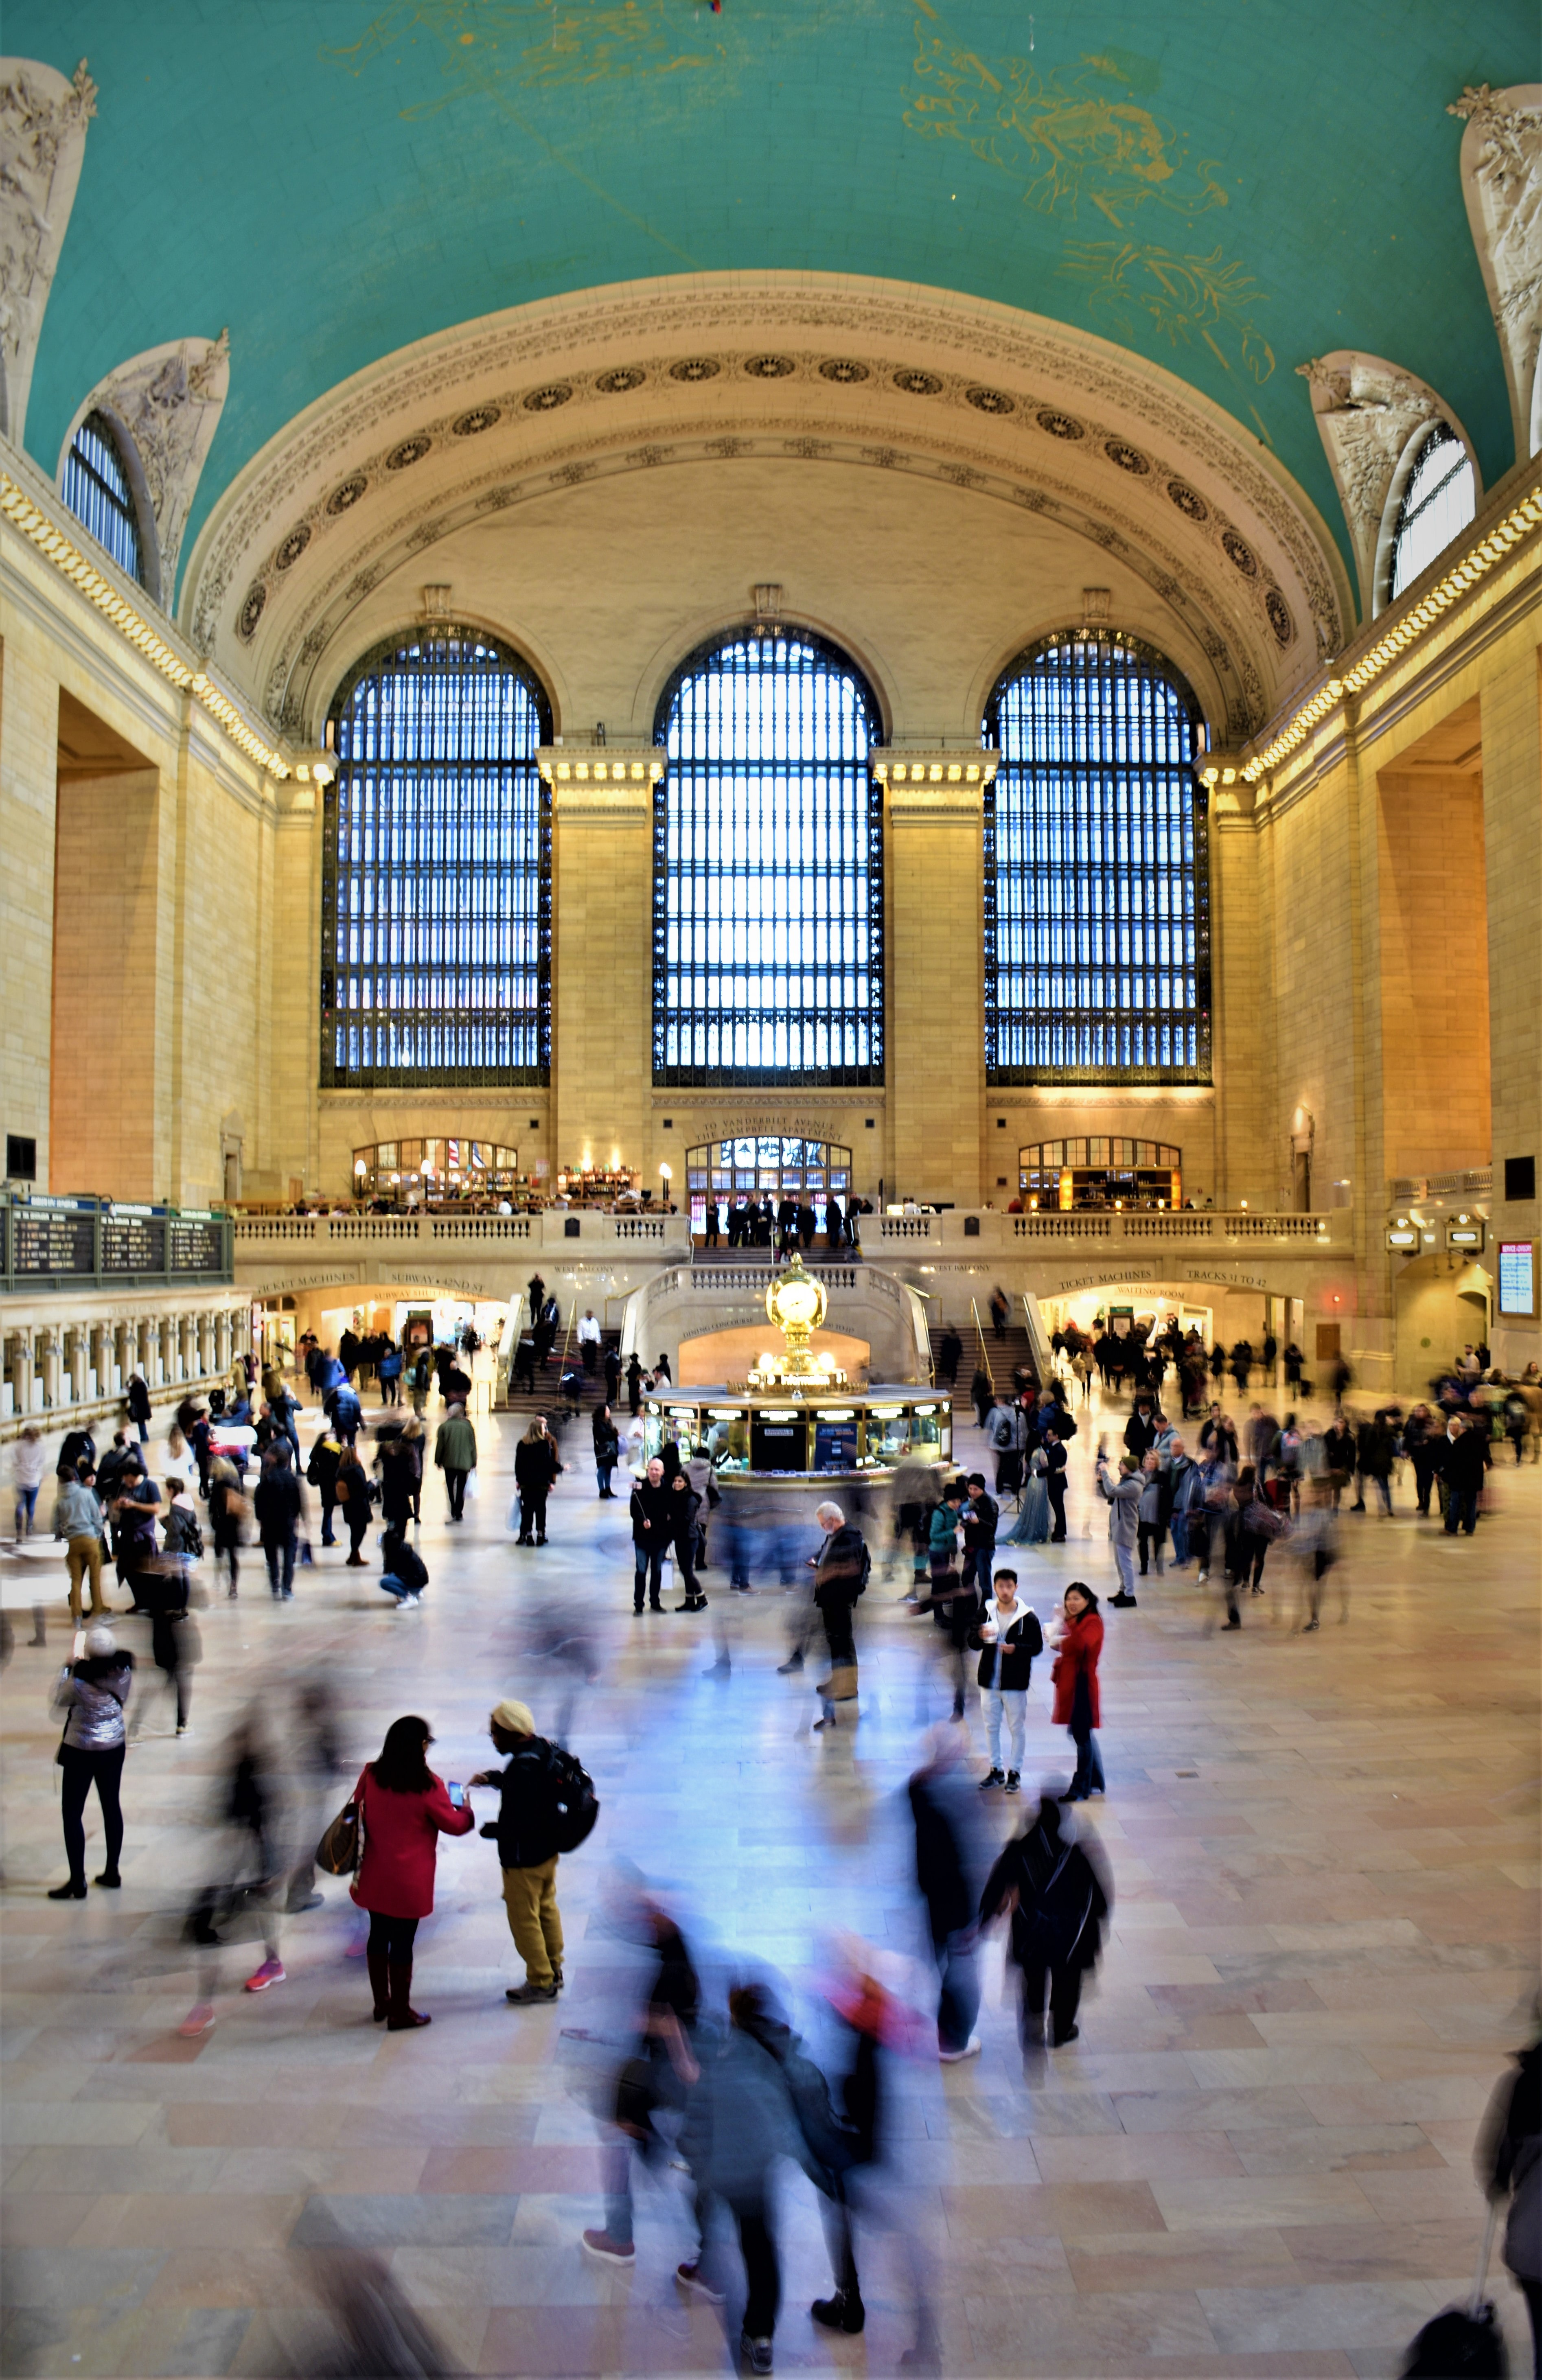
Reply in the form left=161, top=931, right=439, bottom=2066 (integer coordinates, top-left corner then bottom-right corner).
left=664, top=1408, right=702, bottom=1459
left=911, top=1404, right=946, bottom=1458
left=750, top=1412, right=808, bottom=1471
left=813, top=1412, right=859, bottom=1471
left=864, top=1408, right=911, bottom=1465
left=706, top=1412, right=750, bottom=1468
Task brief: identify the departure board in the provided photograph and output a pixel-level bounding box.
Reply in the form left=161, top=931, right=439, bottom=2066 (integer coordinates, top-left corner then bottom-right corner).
left=102, top=1211, right=166, bottom=1272
left=169, top=1215, right=224, bottom=1272
left=14, top=1203, right=95, bottom=1274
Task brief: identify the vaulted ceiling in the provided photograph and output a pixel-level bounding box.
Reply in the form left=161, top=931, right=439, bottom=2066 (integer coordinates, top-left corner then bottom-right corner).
left=11, top=0, right=1532, bottom=617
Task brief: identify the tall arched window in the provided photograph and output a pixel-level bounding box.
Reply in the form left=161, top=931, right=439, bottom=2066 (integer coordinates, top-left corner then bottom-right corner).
left=653, top=627, right=883, bottom=1086
left=321, top=627, right=551, bottom=1087
left=1389, top=425, right=1476, bottom=602
left=60, top=411, right=148, bottom=588
left=984, top=632, right=1210, bottom=1084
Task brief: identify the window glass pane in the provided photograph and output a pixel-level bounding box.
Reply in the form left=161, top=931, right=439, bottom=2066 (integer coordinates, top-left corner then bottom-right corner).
left=321, top=628, right=551, bottom=1087
left=653, top=628, right=883, bottom=1086
left=61, top=412, right=146, bottom=586
left=1390, top=428, right=1476, bottom=600
left=984, top=633, right=1211, bottom=1086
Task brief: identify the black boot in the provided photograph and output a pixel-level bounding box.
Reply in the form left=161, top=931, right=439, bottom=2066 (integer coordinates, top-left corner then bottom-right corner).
left=386, top=1959, right=431, bottom=2030
left=811, top=2288, right=865, bottom=2334
left=367, top=1947, right=390, bottom=2022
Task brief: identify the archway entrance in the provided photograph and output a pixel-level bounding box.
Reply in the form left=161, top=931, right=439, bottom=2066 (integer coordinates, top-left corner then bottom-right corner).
left=687, top=1135, right=853, bottom=1241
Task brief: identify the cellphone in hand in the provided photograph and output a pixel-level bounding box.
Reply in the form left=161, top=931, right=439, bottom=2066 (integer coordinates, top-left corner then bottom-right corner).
left=447, top=1782, right=464, bottom=1807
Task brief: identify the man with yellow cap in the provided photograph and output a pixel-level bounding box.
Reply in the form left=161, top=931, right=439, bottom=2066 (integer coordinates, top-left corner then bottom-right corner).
left=471, top=1699, right=566, bottom=2003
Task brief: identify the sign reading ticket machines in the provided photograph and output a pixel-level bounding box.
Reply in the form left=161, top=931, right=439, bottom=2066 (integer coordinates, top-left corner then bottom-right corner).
left=1498, top=1241, right=1537, bottom=1318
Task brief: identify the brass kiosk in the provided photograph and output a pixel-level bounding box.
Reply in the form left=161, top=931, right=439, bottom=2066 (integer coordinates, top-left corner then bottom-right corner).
left=635, top=1254, right=952, bottom=1523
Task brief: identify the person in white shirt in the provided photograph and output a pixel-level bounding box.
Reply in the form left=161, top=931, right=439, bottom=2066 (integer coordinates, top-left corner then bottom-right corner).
left=970, top=1568, right=1044, bottom=1792
left=576, top=1310, right=602, bottom=1377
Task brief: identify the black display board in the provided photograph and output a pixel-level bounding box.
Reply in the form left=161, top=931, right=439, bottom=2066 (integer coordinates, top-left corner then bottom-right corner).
left=13, top=1204, right=94, bottom=1274
left=169, top=1217, right=224, bottom=1272
left=750, top=1412, right=808, bottom=1471
left=102, top=1212, right=166, bottom=1272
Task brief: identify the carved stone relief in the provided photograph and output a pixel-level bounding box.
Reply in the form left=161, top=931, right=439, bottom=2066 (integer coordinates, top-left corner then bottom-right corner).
left=181, top=278, right=1348, bottom=705
left=1296, top=351, right=1471, bottom=621
left=1449, top=84, right=1542, bottom=461
left=61, top=330, right=230, bottom=595
left=0, top=57, right=96, bottom=444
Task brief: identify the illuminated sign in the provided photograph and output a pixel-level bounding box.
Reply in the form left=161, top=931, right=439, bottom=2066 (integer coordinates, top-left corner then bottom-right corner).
left=1498, top=1241, right=1536, bottom=1318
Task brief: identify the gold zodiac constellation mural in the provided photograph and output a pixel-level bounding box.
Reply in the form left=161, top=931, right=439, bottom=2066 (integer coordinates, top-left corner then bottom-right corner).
left=326, top=0, right=725, bottom=117
left=904, top=6, right=1274, bottom=380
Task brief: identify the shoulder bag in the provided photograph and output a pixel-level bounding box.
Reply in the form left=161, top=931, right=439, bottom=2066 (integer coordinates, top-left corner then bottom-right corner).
left=316, top=1776, right=366, bottom=1876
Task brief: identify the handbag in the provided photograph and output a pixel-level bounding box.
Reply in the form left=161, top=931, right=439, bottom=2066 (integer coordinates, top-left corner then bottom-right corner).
left=316, top=1787, right=364, bottom=1877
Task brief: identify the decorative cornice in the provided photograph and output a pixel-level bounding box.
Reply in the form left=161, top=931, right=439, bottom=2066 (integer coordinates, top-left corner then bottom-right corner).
left=537, top=745, right=664, bottom=789
left=0, top=451, right=291, bottom=779
left=874, top=752, right=997, bottom=788
left=1237, top=471, right=1542, bottom=784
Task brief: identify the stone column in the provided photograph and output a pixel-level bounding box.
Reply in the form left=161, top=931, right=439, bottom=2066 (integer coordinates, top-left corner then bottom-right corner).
left=114, top=1319, right=132, bottom=1395
left=7, top=1327, right=35, bottom=1419
left=37, top=1327, right=62, bottom=1410
left=540, top=749, right=663, bottom=1190
left=90, top=1321, right=112, bottom=1398
left=215, top=1309, right=234, bottom=1374
left=881, top=754, right=996, bottom=1209
left=66, top=1326, right=88, bottom=1403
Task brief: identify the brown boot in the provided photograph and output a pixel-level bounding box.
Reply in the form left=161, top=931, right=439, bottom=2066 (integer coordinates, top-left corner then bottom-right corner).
left=386, top=1959, right=431, bottom=2031
left=366, top=1948, right=390, bottom=2023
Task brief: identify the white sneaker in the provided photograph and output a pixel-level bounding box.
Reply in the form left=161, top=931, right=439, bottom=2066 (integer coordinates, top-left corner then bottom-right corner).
left=938, top=2035, right=982, bottom=2063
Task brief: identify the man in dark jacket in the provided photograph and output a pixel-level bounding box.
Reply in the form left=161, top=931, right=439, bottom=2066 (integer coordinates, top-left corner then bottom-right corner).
left=811, top=1504, right=868, bottom=1727
left=909, top=1727, right=988, bottom=2060
left=253, top=1443, right=304, bottom=1599
left=471, top=1698, right=565, bottom=2003
left=1042, top=1426, right=1069, bottom=1542
left=630, top=1460, right=673, bottom=1611
left=1438, top=1414, right=1488, bottom=1535
left=960, top=1475, right=998, bottom=1598
left=981, top=1795, right=1111, bottom=2057
left=1123, top=1396, right=1159, bottom=1460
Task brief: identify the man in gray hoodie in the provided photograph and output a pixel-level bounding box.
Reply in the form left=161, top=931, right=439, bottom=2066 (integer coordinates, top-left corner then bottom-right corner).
left=1095, top=1446, right=1143, bottom=1607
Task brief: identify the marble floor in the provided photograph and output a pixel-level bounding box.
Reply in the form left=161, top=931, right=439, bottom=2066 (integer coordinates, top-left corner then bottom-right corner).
left=1, top=1383, right=1538, bottom=2379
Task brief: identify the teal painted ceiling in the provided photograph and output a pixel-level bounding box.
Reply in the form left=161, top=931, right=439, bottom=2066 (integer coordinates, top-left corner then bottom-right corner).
left=13, top=0, right=1533, bottom=593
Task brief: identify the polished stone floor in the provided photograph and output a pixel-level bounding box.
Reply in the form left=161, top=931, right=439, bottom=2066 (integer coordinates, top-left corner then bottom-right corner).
left=1, top=1383, right=1538, bottom=2378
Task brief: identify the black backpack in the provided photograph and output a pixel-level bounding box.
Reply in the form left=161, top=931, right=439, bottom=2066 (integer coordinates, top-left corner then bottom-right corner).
left=545, top=1743, right=600, bottom=1854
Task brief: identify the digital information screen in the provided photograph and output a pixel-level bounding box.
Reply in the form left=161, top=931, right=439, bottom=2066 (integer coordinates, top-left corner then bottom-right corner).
left=750, top=1413, right=808, bottom=1472
left=169, top=1216, right=224, bottom=1272
left=813, top=1416, right=859, bottom=1471
left=1498, top=1241, right=1536, bottom=1318
left=13, top=1202, right=94, bottom=1274
left=102, top=1210, right=167, bottom=1272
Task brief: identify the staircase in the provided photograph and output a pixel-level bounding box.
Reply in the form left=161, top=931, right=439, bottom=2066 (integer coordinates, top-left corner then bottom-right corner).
left=963, top=1322, right=1046, bottom=1402
left=497, top=1328, right=625, bottom=1419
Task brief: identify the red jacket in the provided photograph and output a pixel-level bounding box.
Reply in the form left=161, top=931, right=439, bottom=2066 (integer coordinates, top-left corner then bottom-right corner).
left=350, top=1766, right=475, bottom=1920
left=1051, top=1611, right=1103, bottom=1729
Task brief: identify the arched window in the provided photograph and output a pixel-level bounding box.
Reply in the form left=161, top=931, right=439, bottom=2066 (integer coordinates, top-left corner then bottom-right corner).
left=984, top=632, right=1210, bottom=1084
left=653, top=627, right=883, bottom=1086
left=60, top=411, right=147, bottom=587
left=321, top=627, right=551, bottom=1087
left=1389, top=425, right=1476, bottom=602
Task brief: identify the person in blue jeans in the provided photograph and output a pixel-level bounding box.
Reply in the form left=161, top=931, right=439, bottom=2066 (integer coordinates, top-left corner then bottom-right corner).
left=11, top=1425, right=46, bottom=1536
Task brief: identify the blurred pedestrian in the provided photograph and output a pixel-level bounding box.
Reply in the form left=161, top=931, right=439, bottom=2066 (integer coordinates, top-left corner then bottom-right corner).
left=179, top=1717, right=287, bottom=2034
left=812, top=1501, right=868, bottom=1728
left=1050, top=1583, right=1104, bottom=1799
left=982, top=1791, right=1111, bottom=2057
left=254, top=1442, right=304, bottom=1599
left=47, top=1622, right=133, bottom=1898
left=208, top=1455, right=245, bottom=1597
left=679, top=1982, right=809, bottom=2376
left=582, top=1876, right=702, bottom=2268
left=909, top=1724, right=988, bottom=2060
left=1476, top=2022, right=1541, bottom=2377
left=11, top=1424, right=47, bottom=1538
left=126, top=1371, right=151, bottom=1443
left=307, top=1423, right=343, bottom=1546
left=349, top=1715, right=475, bottom=2030
left=971, top=1566, right=1043, bottom=1791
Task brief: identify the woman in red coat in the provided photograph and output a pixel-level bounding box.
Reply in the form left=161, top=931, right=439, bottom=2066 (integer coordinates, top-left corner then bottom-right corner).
left=1051, top=1583, right=1105, bottom=1801
left=351, top=1714, right=475, bottom=2030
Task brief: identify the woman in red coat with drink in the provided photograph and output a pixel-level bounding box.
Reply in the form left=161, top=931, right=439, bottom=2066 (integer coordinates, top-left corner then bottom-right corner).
left=1051, top=1583, right=1104, bottom=1801
left=351, top=1714, right=476, bottom=2030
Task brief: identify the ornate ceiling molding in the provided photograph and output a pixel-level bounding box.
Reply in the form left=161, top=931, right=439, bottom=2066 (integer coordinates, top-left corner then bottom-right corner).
left=1296, top=350, right=1479, bottom=622
left=1449, top=84, right=1542, bottom=464
left=0, top=57, right=96, bottom=446
left=181, top=276, right=1351, bottom=737
left=57, top=330, right=230, bottom=602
